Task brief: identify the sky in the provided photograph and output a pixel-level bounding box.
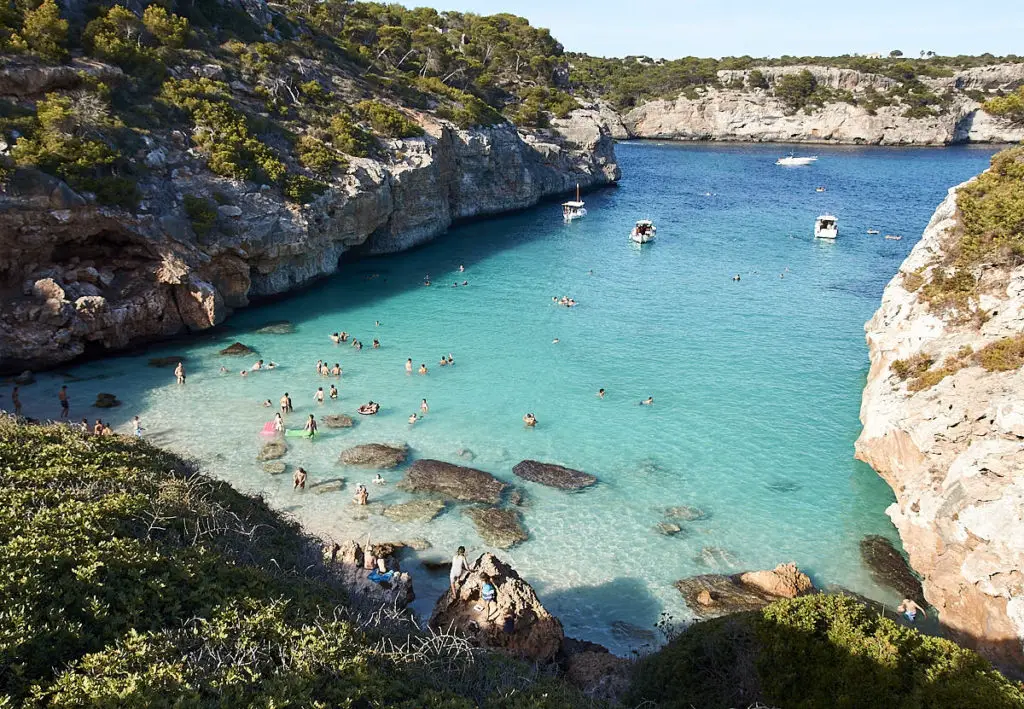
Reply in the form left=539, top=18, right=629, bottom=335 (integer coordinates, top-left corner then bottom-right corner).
left=435, top=0, right=1024, bottom=59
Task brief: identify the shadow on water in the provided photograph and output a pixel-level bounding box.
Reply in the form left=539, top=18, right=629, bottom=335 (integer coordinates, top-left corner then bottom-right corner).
left=533, top=576, right=665, bottom=653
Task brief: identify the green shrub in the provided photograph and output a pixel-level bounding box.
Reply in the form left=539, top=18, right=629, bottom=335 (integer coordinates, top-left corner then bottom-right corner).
left=747, top=69, right=769, bottom=89
left=84, top=5, right=166, bottom=83
left=183, top=194, right=216, bottom=236
left=774, top=69, right=817, bottom=111
left=142, top=4, right=189, bottom=49
left=298, top=80, right=330, bottom=104
left=328, top=112, right=373, bottom=157
left=920, top=266, right=979, bottom=313
left=957, top=146, right=1024, bottom=265
left=283, top=173, right=327, bottom=203
left=976, top=334, right=1024, bottom=372
left=627, top=594, right=1024, bottom=709
left=891, top=352, right=933, bottom=380
left=984, top=87, right=1024, bottom=124
left=296, top=134, right=341, bottom=175
left=20, top=0, right=68, bottom=62
left=355, top=100, right=423, bottom=138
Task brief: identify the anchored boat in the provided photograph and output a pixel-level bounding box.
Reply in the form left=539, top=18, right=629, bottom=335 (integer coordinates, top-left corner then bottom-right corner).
left=630, top=219, right=656, bottom=244
left=562, top=184, right=587, bottom=222
left=814, top=214, right=838, bottom=240
left=777, top=155, right=818, bottom=166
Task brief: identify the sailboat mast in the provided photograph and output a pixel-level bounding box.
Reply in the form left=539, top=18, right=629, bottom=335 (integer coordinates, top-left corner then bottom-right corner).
left=576, top=183, right=580, bottom=202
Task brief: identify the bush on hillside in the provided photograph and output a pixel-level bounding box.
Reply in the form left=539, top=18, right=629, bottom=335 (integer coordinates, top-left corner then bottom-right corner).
left=184, top=194, right=216, bottom=236
left=328, top=111, right=374, bottom=157
left=984, top=87, right=1024, bottom=124
left=976, top=334, right=1024, bottom=372
left=627, top=594, right=1023, bottom=709
left=774, top=69, right=818, bottom=111
left=355, top=100, right=423, bottom=138
left=20, top=0, right=68, bottom=62
left=295, top=134, right=341, bottom=175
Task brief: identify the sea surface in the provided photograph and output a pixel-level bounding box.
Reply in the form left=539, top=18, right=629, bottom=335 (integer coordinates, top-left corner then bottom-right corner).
left=11, top=141, right=999, bottom=654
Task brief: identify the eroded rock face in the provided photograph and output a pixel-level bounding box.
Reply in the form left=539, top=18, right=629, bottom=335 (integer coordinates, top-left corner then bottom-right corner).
left=398, top=460, right=507, bottom=503
left=512, top=459, right=597, bottom=489
left=855, top=182, right=1024, bottom=671
left=0, top=108, right=619, bottom=372
left=329, top=539, right=414, bottom=609
left=676, top=563, right=815, bottom=618
left=429, top=553, right=563, bottom=662
left=338, top=443, right=408, bottom=469
left=464, top=506, right=528, bottom=549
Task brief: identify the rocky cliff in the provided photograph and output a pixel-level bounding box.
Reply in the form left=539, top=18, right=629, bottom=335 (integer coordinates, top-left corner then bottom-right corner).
left=0, top=93, right=618, bottom=371
left=613, top=64, right=1024, bottom=145
left=855, top=184, right=1024, bottom=670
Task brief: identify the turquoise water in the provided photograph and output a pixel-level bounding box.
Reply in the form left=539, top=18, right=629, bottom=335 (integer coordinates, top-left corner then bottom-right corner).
left=10, top=142, right=997, bottom=654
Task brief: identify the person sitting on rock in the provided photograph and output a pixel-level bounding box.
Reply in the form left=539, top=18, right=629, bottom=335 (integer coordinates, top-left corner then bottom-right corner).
left=480, top=573, right=498, bottom=621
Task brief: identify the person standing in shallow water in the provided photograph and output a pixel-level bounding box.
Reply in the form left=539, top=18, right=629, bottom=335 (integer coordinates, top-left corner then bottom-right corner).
left=421, top=399, right=429, bottom=415
left=11, top=386, right=21, bottom=416
left=174, top=362, right=185, bottom=384
left=293, top=467, right=307, bottom=490
left=314, top=387, right=324, bottom=404
left=405, top=358, right=413, bottom=374
left=304, top=414, right=317, bottom=437
left=280, top=393, right=293, bottom=415
left=58, top=385, right=69, bottom=420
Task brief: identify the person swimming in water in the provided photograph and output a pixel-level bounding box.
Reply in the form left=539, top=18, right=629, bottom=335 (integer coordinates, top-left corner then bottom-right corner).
left=372, top=339, right=380, bottom=349
left=373, top=473, right=386, bottom=485
left=523, top=413, right=537, bottom=427
left=405, top=358, right=413, bottom=374
left=252, top=359, right=263, bottom=370
left=408, top=413, right=418, bottom=425
left=331, top=332, right=341, bottom=343
left=314, top=387, right=325, bottom=404
left=353, top=484, right=369, bottom=505
left=240, top=370, right=247, bottom=377
left=329, top=384, right=338, bottom=400
left=641, top=397, right=654, bottom=406
left=733, top=274, right=741, bottom=281
left=421, top=399, right=429, bottom=414
left=459, top=265, right=465, bottom=272
left=316, top=359, right=324, bottom=374
left=355, top=340, right=363, bottom=351
left=332, top=363, right=341, bottom=376
left=267, top=361, right=277, bottom=369
left=447, top=353, right=454, bottom=366
left=304, top=414, right=318, bottom=437
left=552, top=338, right=559, bottom=344
left=439, top=356, right=448, bottom=367
left=598, top=388, right=605, bottom=398
left=263, top=399, right=272, bottom=407
left=419, top=363, right=428, bottom=375
left=375, top=320, right=381, bottom=327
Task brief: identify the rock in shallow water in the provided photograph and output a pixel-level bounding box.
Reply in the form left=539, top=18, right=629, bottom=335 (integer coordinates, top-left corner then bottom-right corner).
left=512, top=459, right=596, bottom=489
left=93, top=392, right=121, bottom=408
left=398, top=459, right=507, bottom=503
left=321, top=414, right=354, bottom=428
left=263, top=462, right=287, bottom=474
left=339, top=443, right=408, bottom=469
left=255, top=320, right=294, bottom=335
left=147, top=355, right=186, bottom=368
left=665, top=505, right=708, bottom=521
left=676, top=563, right=815, bottom=618
left=860, top=535, right=925, bottom=605
left=464, top=506, right=528, bottom=549
left=383, top=499, right=446, bottom=523
left=311, top=477, right=345, bottom=494
left=257, top=440, right=287, bottom=460
left=219, top=341, right=255, bottom=356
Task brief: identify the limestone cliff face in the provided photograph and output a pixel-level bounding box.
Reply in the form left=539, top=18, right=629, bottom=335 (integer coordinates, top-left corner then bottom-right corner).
left=0, top=110, right=618, bottom=371
left=617, top=64, right=1024, bottom=145
left=856, top=185, right=1024, bottom=670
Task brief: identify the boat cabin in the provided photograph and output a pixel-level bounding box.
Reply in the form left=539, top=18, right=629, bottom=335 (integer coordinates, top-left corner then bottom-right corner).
left=562, top=200, right=587, bottom=222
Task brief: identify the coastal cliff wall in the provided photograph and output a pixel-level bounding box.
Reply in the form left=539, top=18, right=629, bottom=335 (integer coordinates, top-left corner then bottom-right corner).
left=0, top=109, right=618, bottom=371
left=606, top=64, right=1024, bottom=145
left=855, top=184, right=1024, bottom=670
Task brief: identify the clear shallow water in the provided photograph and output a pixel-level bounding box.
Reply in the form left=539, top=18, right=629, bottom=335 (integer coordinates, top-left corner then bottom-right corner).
left=11, top=142, right=997, bottom=654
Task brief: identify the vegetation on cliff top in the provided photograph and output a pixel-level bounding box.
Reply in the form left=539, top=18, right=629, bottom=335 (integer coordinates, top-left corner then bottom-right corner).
left=0, top=418, right=591, bottom=707
left=628, top=594, right=1024, bottom=709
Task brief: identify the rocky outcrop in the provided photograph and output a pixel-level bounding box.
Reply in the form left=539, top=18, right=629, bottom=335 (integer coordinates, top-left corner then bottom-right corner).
left=429, top=553, right=564, bottom=662
left=463, top=506, right=528, bottom=548
left=382, top=499, right=446, bottom=522
left=398, top=459, right=508, bottom=503
left=512, top=459, right=597, bottom=489
left=328, top=539, right=414, bottom=609
left=615, top=64, right=1024, bottom=145
left=338, top=443, right=408, bottom=469
left=856, top=182, right=1024, bottom=671
left=0, top=101, right=619, bottom=371
left=676, top=563, right=815, bottom=618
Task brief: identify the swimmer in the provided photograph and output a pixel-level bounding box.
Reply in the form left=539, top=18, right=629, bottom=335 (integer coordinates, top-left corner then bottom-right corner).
left=316, top=359, right=324, bottom=374
left=733, top=274, right=741, bottom=281
left=355, top=341, right=363, bottom=351
left=132, top=415, right=143, bottom=438
left=439, top=356, right=448, bottom=367
left=240, top=370, right=247, bottom=377
left=58, top=385, right=69, bottom=419
left=421, top=399, right=429, bottom=414
left=353, top=484, right=369, bottom=505
left=372, top=339, right=380, bottom=349
left=293, top=467, right=307, bottom=490
left=523, top=413, right=537, bottom=427
left=641, top=396, right=654, bottom=406
left=780, top=273, right=785, bottom=279
left=175, top=362, right=186, bottom=384
left=424, top=280, right=431, bottom=286
left=332, top=363, right=341, bottom=376
left=452, top=282, right=458, bottom=288
left=447, top=353, right=454, bottom=365
left=896, top=598, right=927, bottom=623
left=274, top=412, right=284, bottom=431
left=314, top=387, right=325, bottom=404
left=262, top=399, right=272, bottom=407
left=408, top=413, right=418, bottom=425
left=219, top=366, right=228, bottom=374
left=351, top=338, right=359, bottom=348
left=304, top=413, right=318, bottom=437
left=462, top=281, right=468, bottom=286
left=373, top=473, right=386, bottom=485
left=598, top=388, right=605, bottom=399
left=280, top=392, right=293, bottom=414
left=331, top=332, right=341, bottom=343
left=405, top=358, right=413, bottom=374
left=340, top=331, right=349, bottom=342
left=459, top=265, right=465, bottom=272
left=552, top=338, right=559, bottom=344
left=252, top=359, right=263, bottom=370
left=375, top=320, right=381, bottom=327
left=267, top=361, right=277, bottom=369
left=329, top=384, right=338, bottom=400
left=419, top=363, right=428, bottom=375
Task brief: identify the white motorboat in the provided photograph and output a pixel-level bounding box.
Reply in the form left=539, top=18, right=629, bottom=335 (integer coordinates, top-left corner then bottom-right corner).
left=562, top=184, right=587, bottom=222
left=630, top=219, right=656, bottom=244
left=777, top=155, right=818, bottom=166
left=814, top=214, right=838, bottom=240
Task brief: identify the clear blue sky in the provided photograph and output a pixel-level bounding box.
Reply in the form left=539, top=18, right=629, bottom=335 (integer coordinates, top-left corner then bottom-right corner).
left=436, top=0, right=1023, bottom=59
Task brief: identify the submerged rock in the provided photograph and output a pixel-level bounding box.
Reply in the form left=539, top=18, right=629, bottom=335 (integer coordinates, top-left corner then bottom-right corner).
left=860, top=535, right=925, bottom=605
left=512, top=459, right=597, bottom=489
left=429, top=552, right=563, bottom=662
left=339, top=443, right=408, bottom=469
left=464, top=506, right=528, bottom=549
left=311, top=477, right=346, bottom=494
left=219, top=341, right=254, bottom=356
left=257, top=440, right=287, bottom=460
left=147, top=356, right=185, bottom=368
left=383, top=499, right=446, bottom=523
left=665, top=505, right=708, bottom=521
left=399, top=460, right=507, bottom=504
left=13, top=370, right=35, bottom=385
left=656, top=522, right=683, bottom=536
left=93, top=392, right=121, bottom=408
left=676, top=563, right=815, bottom=618
left=263, top=461, right=287, bottom=474
left=255, top=320, right=294, bottom=335
left=321, top=414, right=354, bottom=428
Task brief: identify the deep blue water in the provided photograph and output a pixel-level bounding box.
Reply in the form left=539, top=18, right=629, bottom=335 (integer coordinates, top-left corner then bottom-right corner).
left=13, top=141, right=998, bottom=653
